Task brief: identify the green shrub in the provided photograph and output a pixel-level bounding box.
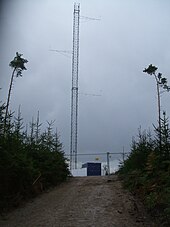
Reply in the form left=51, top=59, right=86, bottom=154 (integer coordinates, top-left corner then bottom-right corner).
left=119, top=127, right=170, bottom=225
left=0, top=104, right=70, bottom=212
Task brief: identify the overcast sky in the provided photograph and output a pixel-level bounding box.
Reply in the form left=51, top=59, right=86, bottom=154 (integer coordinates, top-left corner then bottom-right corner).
left=1, top=0, right=170, bottom=161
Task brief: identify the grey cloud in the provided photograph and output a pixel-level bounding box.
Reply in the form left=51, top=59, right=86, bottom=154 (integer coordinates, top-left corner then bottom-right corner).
left=1, top=0, right=170, bottom=159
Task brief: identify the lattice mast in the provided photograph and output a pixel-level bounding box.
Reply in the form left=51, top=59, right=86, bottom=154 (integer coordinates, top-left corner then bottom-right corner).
left=70, top=3, right=80, bottom=170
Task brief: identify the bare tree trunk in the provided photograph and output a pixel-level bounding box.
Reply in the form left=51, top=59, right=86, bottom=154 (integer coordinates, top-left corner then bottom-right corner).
left=4, top=68, right=16, bottom=133
left=154, top=73, right=162, bottom=151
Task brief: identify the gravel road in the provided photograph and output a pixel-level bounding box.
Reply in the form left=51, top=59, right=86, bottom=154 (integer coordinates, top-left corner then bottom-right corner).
left=0, top=175, right=156, bottom=227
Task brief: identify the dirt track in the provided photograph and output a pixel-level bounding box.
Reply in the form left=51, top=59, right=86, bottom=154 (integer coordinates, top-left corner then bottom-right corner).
left=0, top=175, right=155, bottom=227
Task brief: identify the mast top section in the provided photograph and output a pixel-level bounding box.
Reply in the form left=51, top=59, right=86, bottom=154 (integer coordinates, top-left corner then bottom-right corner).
left=74, top=2, right=80, bottom=12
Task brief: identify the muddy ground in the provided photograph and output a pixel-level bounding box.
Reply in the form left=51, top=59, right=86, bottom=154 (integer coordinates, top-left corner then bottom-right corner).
left=0, top=175, right=156, bottom=227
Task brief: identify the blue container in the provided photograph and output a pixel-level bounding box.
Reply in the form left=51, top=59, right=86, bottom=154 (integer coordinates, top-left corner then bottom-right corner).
left=82, top=162, right=101, bottom=176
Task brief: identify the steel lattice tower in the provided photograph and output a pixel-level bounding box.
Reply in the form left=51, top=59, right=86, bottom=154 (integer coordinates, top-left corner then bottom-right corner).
left=70, top=3, right=80, bottom=170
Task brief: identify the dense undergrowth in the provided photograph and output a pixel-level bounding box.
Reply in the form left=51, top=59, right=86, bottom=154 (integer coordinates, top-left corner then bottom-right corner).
left=118, top=119, right=170, bottom=226
left=0, top=104, right=70, bottom=213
